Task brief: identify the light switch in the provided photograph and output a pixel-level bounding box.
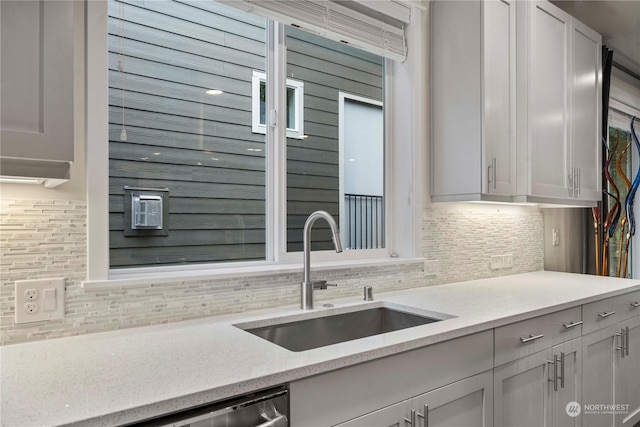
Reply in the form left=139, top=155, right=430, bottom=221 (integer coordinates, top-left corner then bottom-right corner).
left=43, top=288, right=57, bottom=312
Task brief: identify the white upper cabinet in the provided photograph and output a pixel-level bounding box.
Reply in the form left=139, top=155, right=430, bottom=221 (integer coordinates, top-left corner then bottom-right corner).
left=569, top=20, right=602, bottom=202
left=515, top=0, right=601, bottom=205
left=431, top=0, right=601, bottom=206
left=0, top=0, right=74, bottom=185
left=431, top=0, right=516, bottom=203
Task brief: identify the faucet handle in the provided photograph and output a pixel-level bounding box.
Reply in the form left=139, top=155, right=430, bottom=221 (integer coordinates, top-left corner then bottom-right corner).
left=312, top=280, right=338, bottom=290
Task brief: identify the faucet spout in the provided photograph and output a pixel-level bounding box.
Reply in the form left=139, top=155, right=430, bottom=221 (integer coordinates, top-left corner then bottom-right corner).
left=301, top=210, right=343, bottom=309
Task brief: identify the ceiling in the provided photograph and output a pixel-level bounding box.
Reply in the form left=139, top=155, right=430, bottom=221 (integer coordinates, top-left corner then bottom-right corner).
left=550, top=0, right=640, bottom=78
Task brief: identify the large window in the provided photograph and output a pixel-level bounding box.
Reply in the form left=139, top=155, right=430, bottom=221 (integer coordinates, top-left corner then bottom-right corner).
left=107, top=0, right=387, bottom=269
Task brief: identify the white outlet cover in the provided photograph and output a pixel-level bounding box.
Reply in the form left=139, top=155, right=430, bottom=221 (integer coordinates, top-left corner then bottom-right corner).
left=424, top=260, right=439, bottom=276
left=490, top=255, right=503, bottom=270
left=503, top=254, right=513, bottom=268
left=15, top=278, right=65, bottom=324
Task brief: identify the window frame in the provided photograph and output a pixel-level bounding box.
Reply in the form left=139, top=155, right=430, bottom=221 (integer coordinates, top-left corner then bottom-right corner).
left=251, top=70, right=305, bottom=139
left=85, top=0, right=426, bottom=285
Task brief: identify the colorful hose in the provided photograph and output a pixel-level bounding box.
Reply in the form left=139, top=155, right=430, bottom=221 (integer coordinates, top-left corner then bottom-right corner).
left=616, top=141, right=632, bottom=277
left=603, top=135, right=621, bottom=276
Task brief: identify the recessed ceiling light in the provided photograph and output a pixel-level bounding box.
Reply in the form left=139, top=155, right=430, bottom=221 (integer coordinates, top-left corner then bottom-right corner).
left=206, top=89, right=223, bottom=95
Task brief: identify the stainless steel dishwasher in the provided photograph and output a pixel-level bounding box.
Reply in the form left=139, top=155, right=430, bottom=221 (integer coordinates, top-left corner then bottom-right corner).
left=129, top=386, right=288, bottom=427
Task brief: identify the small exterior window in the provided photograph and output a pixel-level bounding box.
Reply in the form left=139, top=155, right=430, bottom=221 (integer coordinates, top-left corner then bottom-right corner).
left=252, top=70, right=305, bottom=139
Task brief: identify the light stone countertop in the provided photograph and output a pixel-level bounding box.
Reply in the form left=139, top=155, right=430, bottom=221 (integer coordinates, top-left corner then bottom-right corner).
left=2, top=270, right=640, bottom=426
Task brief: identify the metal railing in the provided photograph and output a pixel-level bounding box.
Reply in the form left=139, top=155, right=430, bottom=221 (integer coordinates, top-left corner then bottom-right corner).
left=344, top=193, right=384, bottom=249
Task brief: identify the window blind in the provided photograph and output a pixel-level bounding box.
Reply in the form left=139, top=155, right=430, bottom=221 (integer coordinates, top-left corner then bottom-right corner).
left=219, top=0, right=410, bottom=61
left=609, top=108, right=640, bottom=132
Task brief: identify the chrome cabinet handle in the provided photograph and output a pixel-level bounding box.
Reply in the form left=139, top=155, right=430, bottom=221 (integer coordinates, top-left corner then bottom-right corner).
left=547, top=352, right=564, bottom=392
left=577, top=168, right=581, bottom=196
left=521, top=334, right=544, bottom=343
left=404, top=409, right=416, bottom=426
left=493, top=157, right=497, bottom=191
left=548, top=356, right=558, bottom=391
left=598, top=311, right=616, bottom=318
left=631, top=302, right=640, bottom=308
left=416, top=405, right=429, bottom=427
left=488, top=164, right=493, bottom=192
left=563, top=320, right=583, bottom=329
left=615, top=327, right=627, bottom=358
left=559, top=352, right=565, bottom=389
left=568, top=169, right=575, bottom=197
left=625, top=326, right=630, bottom=356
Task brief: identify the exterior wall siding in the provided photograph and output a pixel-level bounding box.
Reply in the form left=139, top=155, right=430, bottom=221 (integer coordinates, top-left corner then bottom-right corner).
left=108, top=0, right=267, bottom=267
left=0, top=199, right=543, bottom=345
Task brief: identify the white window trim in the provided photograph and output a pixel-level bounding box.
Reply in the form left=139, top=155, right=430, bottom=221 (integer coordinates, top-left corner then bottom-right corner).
left=251, top=70, right=305, bottom=139
left=84, top=1, right=425, bottom=285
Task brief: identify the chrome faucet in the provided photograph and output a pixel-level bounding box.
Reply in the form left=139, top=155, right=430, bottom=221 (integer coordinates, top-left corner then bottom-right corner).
left=301, top=210, right=343, bottom=310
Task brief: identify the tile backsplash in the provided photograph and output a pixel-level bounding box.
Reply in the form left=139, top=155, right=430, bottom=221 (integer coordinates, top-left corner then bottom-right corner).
left=0, top=199, right=543, bottom=345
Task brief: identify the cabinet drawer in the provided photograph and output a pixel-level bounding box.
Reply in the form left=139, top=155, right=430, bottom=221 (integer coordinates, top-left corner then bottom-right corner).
left=582, top=291, right=640, bottom=335
left=494, top=307, right=582, bottom=366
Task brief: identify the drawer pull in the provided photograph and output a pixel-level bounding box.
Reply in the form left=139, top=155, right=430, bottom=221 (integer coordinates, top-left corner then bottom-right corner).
left=597, top=311, right=616, bottom=318
left=520, top=334, right=544, bottom=343
left=615, top=327, right=628, bottom=358
left=631, top=302, right=640, bottom=308
left=416, top=405, right=429, bottom=427
left=404, top=409, right=416, bottom=426
left=563, top=320, right=583, bottom=329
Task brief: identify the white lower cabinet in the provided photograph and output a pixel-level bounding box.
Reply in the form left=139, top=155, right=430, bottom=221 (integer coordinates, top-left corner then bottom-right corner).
left=551, top=339, right=582, bottom=427
left=289, top=331, right=493, bottom=427
left=582, top=316, right=640, bottom=427
left=493, top=338, right=581, bottom=427
left=494, top=348, right=552, bottom=426
left=335, top=370, right=493, bottom=427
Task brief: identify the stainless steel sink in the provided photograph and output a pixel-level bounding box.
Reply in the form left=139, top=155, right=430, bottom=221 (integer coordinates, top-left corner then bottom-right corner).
left=237, top=305, right=451, bottom=352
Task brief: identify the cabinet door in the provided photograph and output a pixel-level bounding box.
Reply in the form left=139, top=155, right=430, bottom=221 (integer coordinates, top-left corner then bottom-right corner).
left=582, top=327, right=616, bottom=427
left=415, top=370, right=493, bottom=427
left=0, top=0, right=74, bottom=163
left=569, top=19, right=602, bottom=202
left=551, top=338, right=582, bottom=427
left=615, top=316, right=640, bottom=426
left=494, top=348, right=552, bottom=427
left=334, top=398, right=414, bottom=427
left=526, top=1, right=571, bottom=198
left=483, top=0, right=516, bottom=196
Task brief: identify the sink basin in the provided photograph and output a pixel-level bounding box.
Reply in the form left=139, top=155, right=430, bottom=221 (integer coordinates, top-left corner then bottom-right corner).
left=237, top=304, right=450, bottom=352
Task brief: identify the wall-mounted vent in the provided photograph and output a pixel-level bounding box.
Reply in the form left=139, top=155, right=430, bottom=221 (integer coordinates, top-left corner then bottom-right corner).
left=124, top=187, right=169, bottom=237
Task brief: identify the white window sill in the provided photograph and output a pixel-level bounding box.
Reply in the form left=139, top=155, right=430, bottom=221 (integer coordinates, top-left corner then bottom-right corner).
left=81, top=257, right=426, bottom=291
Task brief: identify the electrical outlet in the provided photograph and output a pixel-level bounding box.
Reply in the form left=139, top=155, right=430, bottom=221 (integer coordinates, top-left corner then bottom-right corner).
left=15, top=278, right=65, bottom=324
left=424, top=260, right=440, bottom=276
left=24, top=302, right=39, bottom=313
left=24, top=289, right=38, bottom=300
left=503, top=254, right=513, bottom=268
left=491, top=255, right=503, bottom=270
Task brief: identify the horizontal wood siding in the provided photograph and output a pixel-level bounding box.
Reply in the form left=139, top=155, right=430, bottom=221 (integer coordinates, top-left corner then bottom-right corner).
left=285, top=26, right=383, bottom=251
left=108, top=0, right=384, bottom=266
left=109, top=0, right=266, bottom=267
